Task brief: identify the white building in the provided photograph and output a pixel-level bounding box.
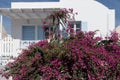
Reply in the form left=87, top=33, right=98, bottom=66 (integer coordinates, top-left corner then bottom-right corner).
left=0, top=0, right=115, bottom=65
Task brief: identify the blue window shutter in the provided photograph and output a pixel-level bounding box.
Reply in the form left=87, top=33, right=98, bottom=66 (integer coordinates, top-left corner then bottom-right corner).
left=76, top=21, right=81, bottom=31
left=22, top=26, right=35, bottom=40
left=37, top=26, right=45, bottom=40
left=76, top=21, right=81, bottom=29
left=81, top=21, right=88, bottom=32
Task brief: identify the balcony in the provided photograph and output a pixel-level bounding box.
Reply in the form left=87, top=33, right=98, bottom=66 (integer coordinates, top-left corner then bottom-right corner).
left=0, top=36, right=39, bottom=65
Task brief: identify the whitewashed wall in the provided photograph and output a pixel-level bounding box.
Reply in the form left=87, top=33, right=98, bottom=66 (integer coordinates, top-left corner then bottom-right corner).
left=12, top=19, right=43, bottom=39
left=11, top=0, right=115, bottom=38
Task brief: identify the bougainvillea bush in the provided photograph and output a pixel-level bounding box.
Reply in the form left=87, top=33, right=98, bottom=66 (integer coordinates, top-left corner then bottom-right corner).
left=1, top=30, right=120, bottom=80
left=1, top=8, right=120, bottom=80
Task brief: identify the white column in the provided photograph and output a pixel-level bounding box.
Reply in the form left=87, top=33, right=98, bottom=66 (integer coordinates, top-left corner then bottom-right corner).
left=35, top=25, right=37, bottom=40
left=0, top=15, right=3, bottom=39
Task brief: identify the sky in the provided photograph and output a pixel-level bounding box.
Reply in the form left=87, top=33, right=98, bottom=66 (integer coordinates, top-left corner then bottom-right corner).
left=97, top=0, right=120, bottom=27
left=0, top=0, right=120, bottom=34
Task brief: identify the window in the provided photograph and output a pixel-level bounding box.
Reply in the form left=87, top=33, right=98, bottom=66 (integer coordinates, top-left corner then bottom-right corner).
left=22, top=26, right=35, bottom=40
left=76, top=21, right=81, bottom=31
left=43, top=26, right=53, bottom=39
left=22, top=25, right=45, bottom=40
left=69, top=21, right=81, bottom=32
left=68, top=21, right=87, bottom=32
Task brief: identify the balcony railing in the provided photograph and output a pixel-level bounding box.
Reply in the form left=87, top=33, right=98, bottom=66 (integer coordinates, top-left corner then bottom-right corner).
left=20, top=40, right=39, bottom=49
left=0, top=36, right=39, bottom=65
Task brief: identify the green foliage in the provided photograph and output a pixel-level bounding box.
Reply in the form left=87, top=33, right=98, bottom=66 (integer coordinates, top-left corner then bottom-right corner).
left=1, top=31, right=120, bottom=80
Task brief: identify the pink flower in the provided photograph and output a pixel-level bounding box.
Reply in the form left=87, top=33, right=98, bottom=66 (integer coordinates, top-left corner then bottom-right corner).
left=13, top=76, right=19, bottom=80
left=35, top=52, right=41, bottom=59
left=69, top=8, right=73, bottom=13
left=42, top=19, right=48, bottom=24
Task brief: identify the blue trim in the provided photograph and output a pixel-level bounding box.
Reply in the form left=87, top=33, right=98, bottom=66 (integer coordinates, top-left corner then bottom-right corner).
left=81, top=21, right=87, bottom=32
